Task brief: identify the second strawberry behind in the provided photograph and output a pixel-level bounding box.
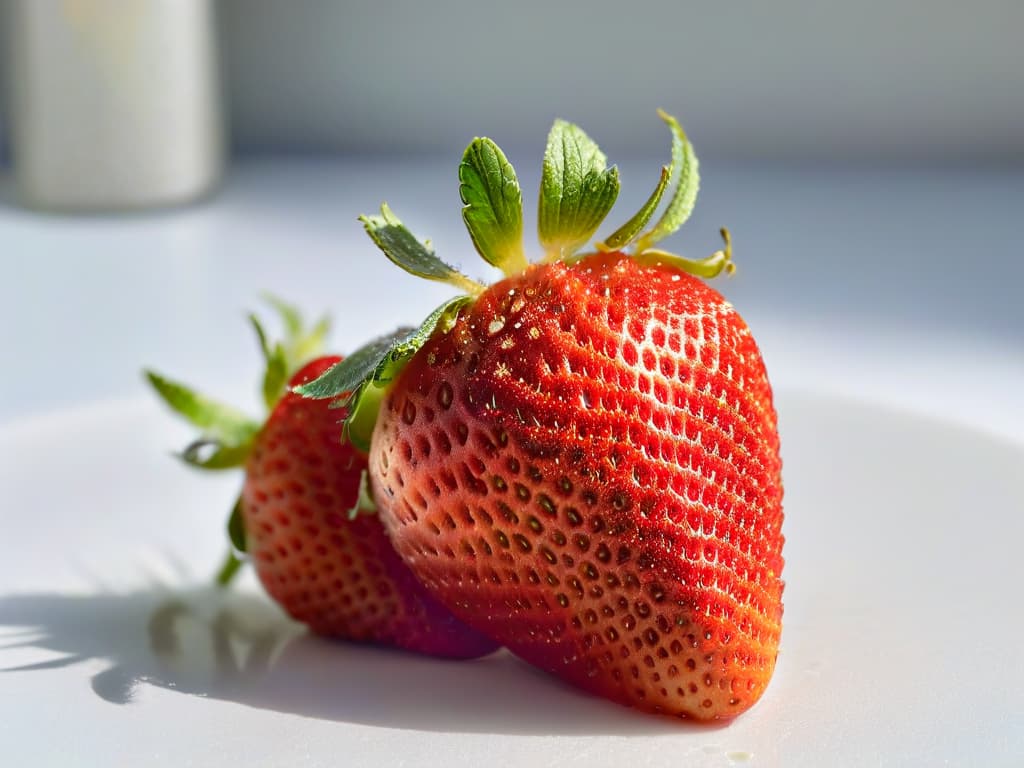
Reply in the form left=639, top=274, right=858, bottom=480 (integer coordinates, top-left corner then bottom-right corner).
left=147, top=302, right=497, bottom=659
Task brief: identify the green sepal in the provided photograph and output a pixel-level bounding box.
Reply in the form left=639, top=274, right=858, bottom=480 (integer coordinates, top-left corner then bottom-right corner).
left=347, top=469, right=377, bottom=519
left=343, top=380, right=386, bottom=453
left=538, top=119, right=620, bottom=259
left=598, top=165, right=671, bottom=251
left=633, top=227, right=735, bottom=278
left=459, top=137, right=527, bottom=276
left=360, top=204, right=485, bottom=296
left=215, top=497, right=247, bottom=587
left=636, top=110, right=700, bottom=251
left=254, top=296, right=331, bottom=408
left=145, top=371, right=260, bottom=446
left=179, top=438, right=254, bottom=470
left=262, top=294, right=303, bottom=341
left=227, top=496, right=247, bottom=552
left=250, top=314, right=290, bottom=411
left=296, top=295, right=472, bottom=448
left=216, top=551, right=244, bottom=587
left=297, top=296, right=472, bottom=401
left=295, top=328, right=412, bottom=402
left=276, top=301, right=331, bottom=375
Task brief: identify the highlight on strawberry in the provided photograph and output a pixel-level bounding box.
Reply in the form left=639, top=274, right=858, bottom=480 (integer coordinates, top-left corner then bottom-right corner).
left=145, top=299, right=497, bottom=659
left=299, top=111, right=784, bottom=720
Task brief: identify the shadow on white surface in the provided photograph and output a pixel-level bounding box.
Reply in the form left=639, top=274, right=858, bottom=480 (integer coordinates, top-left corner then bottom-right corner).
left=0, top=585, right=697, bottom=735
left=2, top=391, right=1024, bottom=761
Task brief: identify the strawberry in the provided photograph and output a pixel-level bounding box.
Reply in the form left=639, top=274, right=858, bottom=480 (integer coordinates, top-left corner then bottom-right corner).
left=146, top=300, right=497, bottom=659
left=300, top=112, right=783, bottom=718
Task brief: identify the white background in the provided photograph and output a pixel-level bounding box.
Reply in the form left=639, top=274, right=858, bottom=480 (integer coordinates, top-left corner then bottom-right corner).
left=1, top=0, right=1023, bottom=163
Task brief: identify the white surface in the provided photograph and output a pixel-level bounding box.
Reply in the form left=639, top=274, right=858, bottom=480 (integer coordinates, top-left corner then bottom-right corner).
left=1, top=391, right=1022, bottom=767
left=1, top=159, right=1023, bottom=765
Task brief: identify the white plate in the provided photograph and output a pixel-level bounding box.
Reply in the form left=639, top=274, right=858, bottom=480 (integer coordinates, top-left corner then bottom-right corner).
left=2, top=392, right=1022, bottom=767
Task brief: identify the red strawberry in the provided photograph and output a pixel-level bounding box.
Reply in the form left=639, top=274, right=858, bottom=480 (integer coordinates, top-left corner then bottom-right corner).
left=147, top=302, right=497, bottom=659
left=300, top=112, right=784, bottom=718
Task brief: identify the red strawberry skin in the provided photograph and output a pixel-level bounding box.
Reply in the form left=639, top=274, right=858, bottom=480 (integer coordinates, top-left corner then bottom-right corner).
left=242, top=356, right=498, bottom=659
left=369, top=253, right=784, bottom=717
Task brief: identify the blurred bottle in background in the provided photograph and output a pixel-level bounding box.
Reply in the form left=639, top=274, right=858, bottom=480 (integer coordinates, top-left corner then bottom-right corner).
left=7, top=0, right=224, bottom=212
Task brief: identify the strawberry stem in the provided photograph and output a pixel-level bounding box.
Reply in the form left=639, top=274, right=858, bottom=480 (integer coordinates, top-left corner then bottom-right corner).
left=215, top=549, right=244, bottom=587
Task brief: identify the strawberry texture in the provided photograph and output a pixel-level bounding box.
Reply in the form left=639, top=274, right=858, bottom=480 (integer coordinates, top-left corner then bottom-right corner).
left=242, top=356, right=498, bottom=659
left=369, top=252, right=784, bottom=717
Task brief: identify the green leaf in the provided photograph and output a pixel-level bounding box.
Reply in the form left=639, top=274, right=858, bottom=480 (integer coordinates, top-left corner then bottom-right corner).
left=262, top=343, right=289, bottom=410
left=343, top=379, right=386, bottom=453
left=538, top=119, right=620, bottom=259
left=347, top=469, right=377, bottom=519
left=227, top=496, right=247, bottom=552
left=216, top=498, right=247, bottom=586
left=637, top=110, right=700, bottom=250
left=599, top=165, right=671, bottom=250
left=260, top=295, right=332, bottom=374
left=360, top=204, right=485, bottom=295
left=216, top=551, right=244, bottom=587
left=633, top=227, right=735, bottom=278
left=459, top=137, right=527, bottom=276
left=248, top=299, right=332, bottom=410
left=296, top=296, right=473, bottom=449
left=250, top=314, right=289, bottom=410
left=250, top=312, right=272, bottom=360
left=145, top=371, right=260, bottom=445
left=180, top=438, right=254, bottom=470
left=298, top=296, right=472, bottom=402
left=262, top=294, right=303, bottom=341
left=294, top=329, right=411, bottom=402
left=289, top=314, right=331, bottom=371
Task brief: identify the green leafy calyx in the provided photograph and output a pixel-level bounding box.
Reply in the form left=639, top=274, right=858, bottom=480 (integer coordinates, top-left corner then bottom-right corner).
left=319, top=111, right=731, bottom=447
left=252, top=296, right=331, bottom=410
left=147, top=297, right=330, bottom=587
left=296, top=296, right=472, bottom=450
left=355, top=110, right=729, bottom=297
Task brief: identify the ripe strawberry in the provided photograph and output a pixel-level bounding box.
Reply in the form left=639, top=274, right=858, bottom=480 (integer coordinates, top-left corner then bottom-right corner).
left=146, top=301, right=497, bottom=659
left=300, top=112, right=783, bottom=718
